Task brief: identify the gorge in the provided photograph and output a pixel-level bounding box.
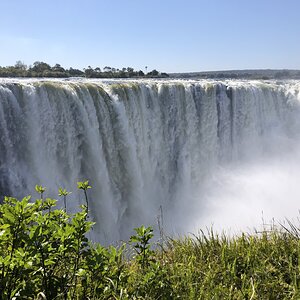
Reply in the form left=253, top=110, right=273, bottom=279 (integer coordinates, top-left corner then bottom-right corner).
left=1, top=78, right=300, bottom=242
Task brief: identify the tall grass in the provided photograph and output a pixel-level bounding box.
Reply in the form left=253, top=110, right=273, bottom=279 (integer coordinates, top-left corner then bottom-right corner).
left=1, top=187, right=300, bottom=299
left=162, top=227, right=300, bottom=299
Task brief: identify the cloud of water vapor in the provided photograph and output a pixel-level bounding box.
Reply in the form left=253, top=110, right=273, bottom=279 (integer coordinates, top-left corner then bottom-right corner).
left=170, top=134, right=300, bottom=237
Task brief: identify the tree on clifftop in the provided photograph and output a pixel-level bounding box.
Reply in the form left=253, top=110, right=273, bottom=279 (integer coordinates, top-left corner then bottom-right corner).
left=147, top=69, right=159, bottom=76
left=30, top=61, right=51, bottom=73
left=52, top=64, right=65, bottom=73
left=15, top=61, right=27, bottom=71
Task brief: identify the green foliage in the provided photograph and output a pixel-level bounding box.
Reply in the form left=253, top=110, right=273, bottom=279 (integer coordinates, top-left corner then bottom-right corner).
left=77, top=180, right=91, bottom=191
left=35, top=185, right=46, bottom=198
left=58, top=188, right=71, bottom=212
left=0, top=190, right=172, bottom=299
left=77, top=180, right=91, bottom=213
left=162, top=229, right=300, bottom=299
left=0, top=60, right=169, bottom=78
left=0, top=193, right=94, bottom=299
left=130, top=225, right=154, bottom=270
left=1, top=185, right=300, bottom=299
left=129, top=226, right=173, bottom=298
left=58, top=187, right=71, bottom=198
left=0, top=183, right=128, bottom=299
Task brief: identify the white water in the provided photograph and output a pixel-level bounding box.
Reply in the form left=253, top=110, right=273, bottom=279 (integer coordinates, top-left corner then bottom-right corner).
left=1, top=79, right=300, bottom=242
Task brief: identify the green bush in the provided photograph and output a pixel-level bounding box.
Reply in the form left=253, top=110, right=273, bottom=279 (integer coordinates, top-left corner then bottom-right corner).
left=0, top=184, right=129, bottom=299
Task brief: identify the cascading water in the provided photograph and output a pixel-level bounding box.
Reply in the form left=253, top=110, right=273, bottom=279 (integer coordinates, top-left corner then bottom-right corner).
left=0, top=78, right=300, bottom=242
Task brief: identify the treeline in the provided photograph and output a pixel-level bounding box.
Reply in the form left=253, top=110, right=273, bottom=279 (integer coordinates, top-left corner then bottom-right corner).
left=172, top=69, right=300, bottom=80
left=198, top=70, right=300, bottom=80
left=0, top=61, right=169, bottom=78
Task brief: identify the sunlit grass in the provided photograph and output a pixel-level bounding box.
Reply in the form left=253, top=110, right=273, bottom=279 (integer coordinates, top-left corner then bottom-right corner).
left=158, top=225, right=300, bottom=299
left=1, top=189, right=300, bottom=299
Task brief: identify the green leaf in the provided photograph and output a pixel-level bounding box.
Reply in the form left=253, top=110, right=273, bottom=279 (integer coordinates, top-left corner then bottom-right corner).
left=77, top=180, right=92, bottom=190
left=58, top=187, right=72, bottom=197
left=35, top=184, right=46, bottom=194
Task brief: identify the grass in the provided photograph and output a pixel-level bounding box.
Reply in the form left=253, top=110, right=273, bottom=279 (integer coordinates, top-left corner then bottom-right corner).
left=160, top=227, right=300, bottom=299
left=1, top=190, right=300, bottom=299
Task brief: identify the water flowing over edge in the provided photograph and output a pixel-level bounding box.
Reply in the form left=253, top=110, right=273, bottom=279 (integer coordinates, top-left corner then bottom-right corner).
left=1, top=78, right=300, bottom=242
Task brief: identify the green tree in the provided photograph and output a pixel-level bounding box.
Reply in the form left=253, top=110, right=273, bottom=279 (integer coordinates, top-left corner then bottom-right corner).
left=68, top=67, right=84, bottom=76
left=103, top=66, right=111, bottom=72
left=14, top=60, right=27, bottom=71
left=30, top=61, right=51, bottom=73
left=84, top=66, right=94, bottom=78
left=148, top=69, right=159, bottom=76
left=138, top=70, right=145, bottom=77
left=52, top=64, right=65, bottom=73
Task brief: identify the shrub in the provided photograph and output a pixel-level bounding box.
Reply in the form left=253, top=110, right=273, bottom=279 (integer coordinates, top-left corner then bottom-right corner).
left=0, top=183, right=128, bottom=299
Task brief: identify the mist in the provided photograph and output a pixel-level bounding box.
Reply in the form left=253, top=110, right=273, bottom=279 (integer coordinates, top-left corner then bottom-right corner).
left=170, top=132, right=300, bottom=237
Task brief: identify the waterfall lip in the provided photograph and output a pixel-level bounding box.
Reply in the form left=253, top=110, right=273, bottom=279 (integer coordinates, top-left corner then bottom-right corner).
left=0, top=77, right=297, bottom=88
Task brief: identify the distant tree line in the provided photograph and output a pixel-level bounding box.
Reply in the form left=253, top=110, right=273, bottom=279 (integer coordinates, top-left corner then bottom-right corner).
left=197, top=71, right=300, bottom=80
left=0, top=61, right=169, bottom=78
left=171, top=69, right=300, bottom=80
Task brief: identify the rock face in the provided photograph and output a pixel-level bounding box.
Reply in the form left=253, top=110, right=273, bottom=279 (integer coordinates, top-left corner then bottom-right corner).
left=0, top=79, right=299, bottom=242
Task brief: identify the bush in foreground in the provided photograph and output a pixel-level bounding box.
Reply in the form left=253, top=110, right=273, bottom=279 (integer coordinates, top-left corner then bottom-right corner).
left=1, top=184, right=300, bottom=299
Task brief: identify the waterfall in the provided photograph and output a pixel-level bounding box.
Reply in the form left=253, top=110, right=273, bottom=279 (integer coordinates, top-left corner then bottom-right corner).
left=1, top=79, right=300, bottom=242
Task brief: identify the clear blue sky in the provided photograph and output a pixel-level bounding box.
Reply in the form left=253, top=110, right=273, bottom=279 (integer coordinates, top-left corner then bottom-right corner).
left=0, top=0, right=299, bottom=73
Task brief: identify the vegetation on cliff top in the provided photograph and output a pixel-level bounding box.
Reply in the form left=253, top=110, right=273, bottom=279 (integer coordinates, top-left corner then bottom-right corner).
left=0, top=61, right=169, bottom=79
left=171, top=69, right=300, bottom=80
left=1, top=183, right=300, bottom=299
